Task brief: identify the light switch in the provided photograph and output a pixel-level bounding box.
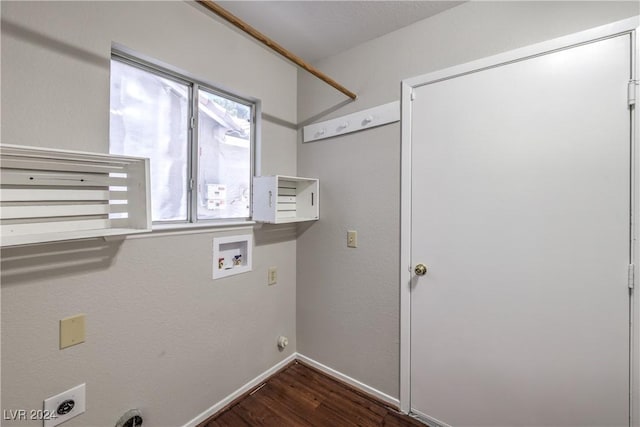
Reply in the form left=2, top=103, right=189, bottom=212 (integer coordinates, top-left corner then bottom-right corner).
left=347, top=230, right=357, bottom=248
left=60, top=314, right=86, bottom=349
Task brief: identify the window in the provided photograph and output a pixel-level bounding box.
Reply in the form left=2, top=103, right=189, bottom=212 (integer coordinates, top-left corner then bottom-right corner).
left=109, top=53, right=255, bottom=225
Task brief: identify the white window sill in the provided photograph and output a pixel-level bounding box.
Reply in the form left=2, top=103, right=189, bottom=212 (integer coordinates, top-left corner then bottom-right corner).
left=153, top=220, right=255, bottom=231
left=106, top=220, right=256, bottom=241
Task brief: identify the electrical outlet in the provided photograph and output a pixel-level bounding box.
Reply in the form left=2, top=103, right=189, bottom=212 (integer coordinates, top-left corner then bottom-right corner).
left=43, top=383, right=86, bottom=427
left=347, top=230, right=357, bottom=248
left=268, top=267, right=277, bottom=285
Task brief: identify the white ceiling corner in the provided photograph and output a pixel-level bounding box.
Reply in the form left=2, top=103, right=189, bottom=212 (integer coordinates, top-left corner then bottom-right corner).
left=214, top=1, right=464, bottom=63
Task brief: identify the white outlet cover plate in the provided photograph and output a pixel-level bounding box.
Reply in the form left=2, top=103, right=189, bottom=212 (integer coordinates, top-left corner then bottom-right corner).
left=268, top=267, right=277, bottom=285
left=43, top=383, right=86, bottom=427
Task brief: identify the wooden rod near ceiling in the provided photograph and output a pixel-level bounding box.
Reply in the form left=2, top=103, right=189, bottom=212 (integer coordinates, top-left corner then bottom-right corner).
left=196, top=0, right=357, bottom=100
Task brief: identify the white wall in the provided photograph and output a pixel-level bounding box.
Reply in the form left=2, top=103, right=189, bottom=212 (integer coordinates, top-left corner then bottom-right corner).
left=1, top=1, right=297, bottom=426
left=4, top=1, right=640, bottom=425
left=297, top=1, right=640, bottom=399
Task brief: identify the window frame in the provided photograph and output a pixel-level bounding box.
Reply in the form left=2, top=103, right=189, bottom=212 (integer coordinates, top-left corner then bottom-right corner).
left=110, top=48, right=260, bottom=229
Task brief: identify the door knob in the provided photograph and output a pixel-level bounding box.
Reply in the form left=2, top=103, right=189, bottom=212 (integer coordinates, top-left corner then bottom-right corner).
left=414, top=264, right=428, bottom=276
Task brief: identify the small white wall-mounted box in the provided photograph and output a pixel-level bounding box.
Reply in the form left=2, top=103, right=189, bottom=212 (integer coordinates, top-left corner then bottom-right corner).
left=252, top=175, right=319, bottom=224
left=213, top=234, right=253, bottom=279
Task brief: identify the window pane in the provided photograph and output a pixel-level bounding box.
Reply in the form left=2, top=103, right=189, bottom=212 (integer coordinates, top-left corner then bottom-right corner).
left=197, top=89, right=251, bottom=220
left=109, top=59, right=189, bottom=222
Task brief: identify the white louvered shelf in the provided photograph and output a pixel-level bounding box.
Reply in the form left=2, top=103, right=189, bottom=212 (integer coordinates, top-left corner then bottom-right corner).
left=0, top=144, right=151, bottom=247
left=252, top=175, right=319, bottom=224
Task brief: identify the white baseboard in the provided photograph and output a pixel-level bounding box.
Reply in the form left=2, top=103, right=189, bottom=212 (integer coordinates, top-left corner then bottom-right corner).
left=182, top=353, right=297, bottom=427
left=182, top=352, right=400, bottom=426
left=411, top=408, right=451, bottom=427
left=296, top=353, right=399, bottom=408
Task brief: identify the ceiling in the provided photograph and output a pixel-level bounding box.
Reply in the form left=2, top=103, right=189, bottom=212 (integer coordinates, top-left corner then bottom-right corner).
left=214, top=1, right=464, bottom=63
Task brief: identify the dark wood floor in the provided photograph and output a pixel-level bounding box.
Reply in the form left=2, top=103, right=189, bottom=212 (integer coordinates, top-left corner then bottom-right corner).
left=198, top=361, right=423, bottom=427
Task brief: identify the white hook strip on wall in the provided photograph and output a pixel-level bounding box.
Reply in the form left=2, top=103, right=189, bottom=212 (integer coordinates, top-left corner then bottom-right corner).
left=302, top=100, right=399, bottom=143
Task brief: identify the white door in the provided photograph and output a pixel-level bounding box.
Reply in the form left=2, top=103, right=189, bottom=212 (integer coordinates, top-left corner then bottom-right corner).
left=410, top=34, right=632, bottom=426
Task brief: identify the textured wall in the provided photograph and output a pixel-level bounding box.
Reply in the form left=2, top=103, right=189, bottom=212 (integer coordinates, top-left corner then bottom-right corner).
left=3, top=1, right=639, bottom=425
left=1, top=1, right=297, bottom=426
left=296, top=1, right=639, bottom=399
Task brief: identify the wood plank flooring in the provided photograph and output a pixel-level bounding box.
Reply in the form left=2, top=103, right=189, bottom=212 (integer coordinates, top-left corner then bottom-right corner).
left=198, top=361, right=424, bottom=427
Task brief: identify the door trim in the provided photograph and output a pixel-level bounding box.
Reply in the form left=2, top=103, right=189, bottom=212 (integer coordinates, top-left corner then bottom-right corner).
left=399, top=15, right=639, bottom=419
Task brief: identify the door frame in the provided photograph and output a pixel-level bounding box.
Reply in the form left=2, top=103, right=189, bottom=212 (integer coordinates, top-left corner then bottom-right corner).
left=399, top=16, right=640, bottom=423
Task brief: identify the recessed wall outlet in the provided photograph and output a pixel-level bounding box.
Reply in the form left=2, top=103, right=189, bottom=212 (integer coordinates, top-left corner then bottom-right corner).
left=60, top=314, right=85, bottom=349
left=43, top=383, right=86, bottom=427
left=347, top=230, right=357, bottom=248
left=268, top=267, right=277, bottom=285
